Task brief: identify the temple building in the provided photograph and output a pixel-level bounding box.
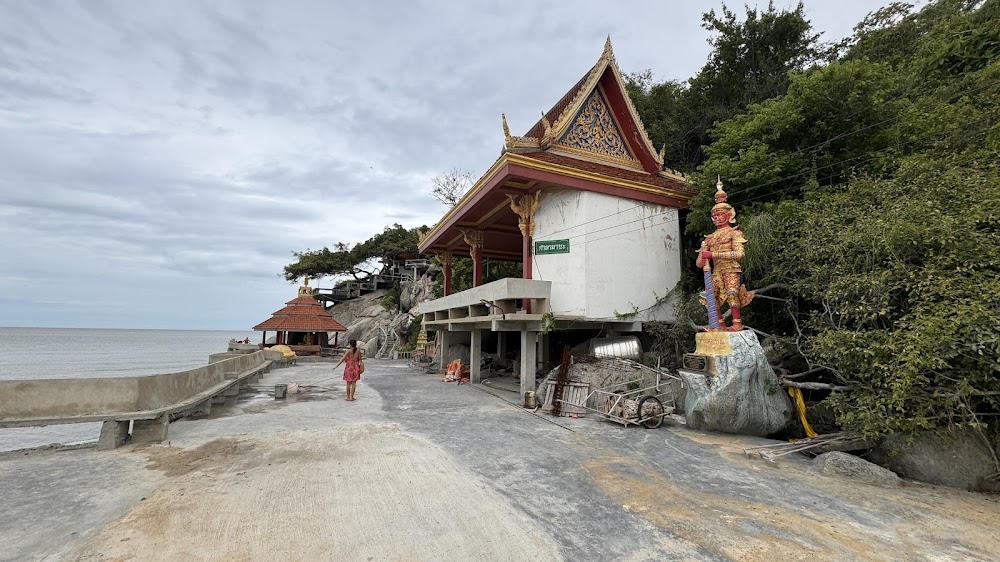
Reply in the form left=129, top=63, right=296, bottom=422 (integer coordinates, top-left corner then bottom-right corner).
left=253, top=279, right=348, bottom=356
left=416, top=38, right=696, bottom=398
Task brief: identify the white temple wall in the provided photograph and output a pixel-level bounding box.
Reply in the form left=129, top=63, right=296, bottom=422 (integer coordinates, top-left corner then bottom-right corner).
left=533, top=189, right=681, bottom=322
left=532, top=189, right=587, bottom=316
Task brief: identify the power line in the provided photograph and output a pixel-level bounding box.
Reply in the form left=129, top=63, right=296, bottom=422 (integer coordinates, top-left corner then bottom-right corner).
left=444, top=75, right=1000, bottom=262
left=561, top=207, right=678, bottom=241
left=732, top=116, right=993, bottom=204
left=542, top=202, right=650, bottom=238
left=540, top=74, right=1000, bottom=238
left=551, top=123, right=993, bottom=251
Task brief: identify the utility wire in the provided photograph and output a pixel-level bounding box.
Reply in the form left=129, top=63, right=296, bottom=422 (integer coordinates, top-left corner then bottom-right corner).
left=559, top=124, right=993, bottom=250
left=532, top=74, right=1000, bottom=240
left=455, top=76, right=1000, bottom=263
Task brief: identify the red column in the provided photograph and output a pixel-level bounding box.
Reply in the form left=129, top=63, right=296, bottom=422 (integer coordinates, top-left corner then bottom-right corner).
left=523, top=219, right=532, bottom=313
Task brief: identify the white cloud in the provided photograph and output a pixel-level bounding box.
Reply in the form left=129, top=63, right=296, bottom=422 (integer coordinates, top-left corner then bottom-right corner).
left=0, top=0, right=890, bottom=328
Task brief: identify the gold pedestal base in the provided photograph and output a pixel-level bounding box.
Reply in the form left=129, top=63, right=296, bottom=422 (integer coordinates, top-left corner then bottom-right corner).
left=695, top=332, right=733, bottom=356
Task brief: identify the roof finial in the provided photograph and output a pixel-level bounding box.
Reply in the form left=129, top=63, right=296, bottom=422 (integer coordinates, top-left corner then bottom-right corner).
left=501, top=113, right=510, bottom=140
left=541, top=111, right=553, bottom=148
left=715, top=176, right=728, bottom=204
left=657, top=144, right=666, bottom=163
left=603, top=35, right=613, bottom=59
left=297, top=277, right=313, bottom=296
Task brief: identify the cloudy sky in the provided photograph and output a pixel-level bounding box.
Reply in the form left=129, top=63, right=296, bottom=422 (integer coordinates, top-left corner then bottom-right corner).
left=0, top=0, right=893, bottom=330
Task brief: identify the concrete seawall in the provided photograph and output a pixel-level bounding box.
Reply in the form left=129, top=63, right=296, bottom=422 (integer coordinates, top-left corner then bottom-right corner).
left=0, top=350, right=280, bottom=424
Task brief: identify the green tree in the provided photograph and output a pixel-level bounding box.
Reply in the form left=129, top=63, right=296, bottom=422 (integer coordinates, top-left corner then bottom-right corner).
left=777, top=158, right=1000, bottom=437
left=681, top=0, right=1000, bottom=438
left=284, top=224, right=424, bottom=282
left=626, top=2, right=824, bottom=172
left=624, top=71, right=691, bottom=171
left=686, top=58, right=905, bottom=233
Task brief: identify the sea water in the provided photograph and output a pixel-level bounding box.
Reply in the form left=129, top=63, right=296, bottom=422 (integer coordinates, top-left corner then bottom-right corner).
left=0, top=327, right=258, bottom=452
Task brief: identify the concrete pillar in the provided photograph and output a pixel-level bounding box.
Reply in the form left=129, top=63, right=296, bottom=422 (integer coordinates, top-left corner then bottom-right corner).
left=438, top=330, right=450, bottom=372
left=132, top=415, right=169, bottom=444
left=469, top=329, right=482, bottom=383
left=223, top=384, right=239, bottom=406
left=520, top=329, right=537, bottom=403
left=97, top=420, right=129, bottom=450
left=187, top=399, right=212, bottom=417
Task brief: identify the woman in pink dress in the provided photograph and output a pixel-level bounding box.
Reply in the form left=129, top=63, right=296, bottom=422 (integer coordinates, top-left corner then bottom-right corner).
left=335, top=339, right=362, bottom=401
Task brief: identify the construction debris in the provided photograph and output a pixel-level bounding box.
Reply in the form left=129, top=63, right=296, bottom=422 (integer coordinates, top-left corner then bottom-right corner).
left=744, top=432, right=874, bottom=462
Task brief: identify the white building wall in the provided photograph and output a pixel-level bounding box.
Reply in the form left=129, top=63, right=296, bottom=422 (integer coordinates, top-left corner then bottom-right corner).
left=582, top=191, right=680, bottom=321
left=532, top=189, right=587, bottom=316
left=532, top=189, right=681, bottom=322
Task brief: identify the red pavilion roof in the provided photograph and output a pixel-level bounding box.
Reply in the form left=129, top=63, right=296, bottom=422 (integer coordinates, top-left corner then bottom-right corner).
left=253, top=294, right=347, bottom=332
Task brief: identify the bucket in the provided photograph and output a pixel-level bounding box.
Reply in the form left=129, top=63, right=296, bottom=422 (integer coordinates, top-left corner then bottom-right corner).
left=274, top=384, right=288, bottom=400
left=524, top=391, right=537, bottom=409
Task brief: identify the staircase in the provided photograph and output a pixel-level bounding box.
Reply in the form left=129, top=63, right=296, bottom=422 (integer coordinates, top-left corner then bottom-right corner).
left=314, top=259, right=433, bottom=309
left=375, top=325, right=399, bottom=359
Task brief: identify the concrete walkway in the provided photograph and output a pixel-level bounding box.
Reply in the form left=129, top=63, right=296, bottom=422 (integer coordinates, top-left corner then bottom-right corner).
left=2, top=360, right=998, bottom=561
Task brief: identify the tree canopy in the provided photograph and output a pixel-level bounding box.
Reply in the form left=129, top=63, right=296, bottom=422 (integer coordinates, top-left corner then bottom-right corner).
left=278, top=0, right=1000, bottom=441
left=625, top=1, right=823, bottom=173
left=283, top=224, right=423, bottom=282
left=430, top=169, right=474, bottom=207
left=635, top=0, right=1000, bottom=438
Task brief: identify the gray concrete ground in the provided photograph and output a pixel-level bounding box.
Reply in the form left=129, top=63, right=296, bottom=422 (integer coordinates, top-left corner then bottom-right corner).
left=2, top=360, right=998, bottom=562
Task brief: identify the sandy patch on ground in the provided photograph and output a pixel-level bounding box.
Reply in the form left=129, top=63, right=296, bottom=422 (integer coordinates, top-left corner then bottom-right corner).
left=582, top=451, right=1000, bottom=562
left=70, top=424, right=559, bottom=562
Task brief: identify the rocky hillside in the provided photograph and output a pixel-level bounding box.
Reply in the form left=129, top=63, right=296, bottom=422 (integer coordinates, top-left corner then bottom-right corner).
left=326, top=271, right=436, bottom=357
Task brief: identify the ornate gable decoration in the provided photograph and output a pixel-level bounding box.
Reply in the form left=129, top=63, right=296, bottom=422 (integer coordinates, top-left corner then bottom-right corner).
left=556, top=88, right=636, bottom=164
left=503, top=38, right=669, bottom=173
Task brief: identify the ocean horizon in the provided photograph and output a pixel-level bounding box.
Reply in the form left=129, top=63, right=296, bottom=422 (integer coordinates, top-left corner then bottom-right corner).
left=0, top=327, right=259, bottom=452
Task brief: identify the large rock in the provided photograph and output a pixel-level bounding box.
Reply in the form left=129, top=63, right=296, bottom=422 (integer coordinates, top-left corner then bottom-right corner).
left=866, top=428, right=1000, bottom=492
left=360, top=339, right=379, bottom=358
left=325, top=272, right=437, bottom=349
left=678, top=330, right=791, bottom=436
left=814, top=452, right=901, bottom=487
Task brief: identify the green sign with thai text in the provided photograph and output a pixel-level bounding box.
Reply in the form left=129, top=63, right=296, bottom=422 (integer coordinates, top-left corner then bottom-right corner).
left=534, top=239, right=570, bottom=255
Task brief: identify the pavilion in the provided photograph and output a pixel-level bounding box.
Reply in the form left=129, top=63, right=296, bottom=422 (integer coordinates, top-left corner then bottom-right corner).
left=416, top=38, right=696, bottom=399
left=253, top=279, right=348, bottom=356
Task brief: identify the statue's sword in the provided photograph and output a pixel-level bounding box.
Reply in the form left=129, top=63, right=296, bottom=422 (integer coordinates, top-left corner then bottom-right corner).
left=703, top=263, right=722, bottom=331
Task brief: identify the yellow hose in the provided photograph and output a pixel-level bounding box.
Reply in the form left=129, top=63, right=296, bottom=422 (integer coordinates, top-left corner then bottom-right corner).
left=787, top=386, right=818, bottom=438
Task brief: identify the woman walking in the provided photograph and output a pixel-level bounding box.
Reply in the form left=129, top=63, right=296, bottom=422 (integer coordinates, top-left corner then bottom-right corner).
left=335, top=339, right=363, bottom=401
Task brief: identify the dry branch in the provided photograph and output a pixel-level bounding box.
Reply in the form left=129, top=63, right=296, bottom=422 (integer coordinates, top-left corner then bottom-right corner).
left=780, top=378, right=852, bottom=391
